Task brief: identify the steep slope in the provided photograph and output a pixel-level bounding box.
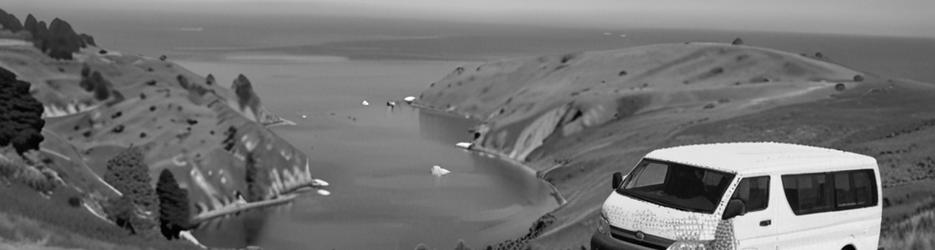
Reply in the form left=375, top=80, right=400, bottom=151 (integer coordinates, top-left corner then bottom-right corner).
left=419, top=43, right=935, bottom=249
left=0, top=12, right=320, bottom=237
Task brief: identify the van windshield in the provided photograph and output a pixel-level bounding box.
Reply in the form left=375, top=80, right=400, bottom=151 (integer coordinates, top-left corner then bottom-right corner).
left=617, top=159, right=735, bottom=214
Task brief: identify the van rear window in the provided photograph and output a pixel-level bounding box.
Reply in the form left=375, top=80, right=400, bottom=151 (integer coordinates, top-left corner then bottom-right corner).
left=782, top=169, right=877, bottom=215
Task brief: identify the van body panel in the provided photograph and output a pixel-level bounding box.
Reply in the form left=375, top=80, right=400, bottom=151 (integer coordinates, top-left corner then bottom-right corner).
left=771, top=167, right=882, bottom=250
left=731, top=174, right=782, bottom=249
left=602, top=193, right=722, bottom=241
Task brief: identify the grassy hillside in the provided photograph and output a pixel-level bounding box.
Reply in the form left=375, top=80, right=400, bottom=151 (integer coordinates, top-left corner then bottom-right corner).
left=1, top=9, right=324, bottom=249
left=418, top=42, right=935, bottom=249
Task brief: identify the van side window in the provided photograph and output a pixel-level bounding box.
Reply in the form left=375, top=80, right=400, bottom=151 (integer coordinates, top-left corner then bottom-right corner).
left=783, top=169, right=878, bottom=215
left=834, top=170, right=877, bottom=209
left=731, top=176, right=769, bottom=212
left=782, top=173, right=834, bottom=215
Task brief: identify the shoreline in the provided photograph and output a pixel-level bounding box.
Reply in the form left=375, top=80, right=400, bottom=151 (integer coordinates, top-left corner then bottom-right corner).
left=191, top=193, right=298, bottom=224
left=264, top=118, right=297, bottom=128
left=412, top=103, right=569, bottom=206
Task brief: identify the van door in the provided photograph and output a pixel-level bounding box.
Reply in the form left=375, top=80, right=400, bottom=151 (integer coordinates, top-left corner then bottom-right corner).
left=730, top=176, right=779, bottom=249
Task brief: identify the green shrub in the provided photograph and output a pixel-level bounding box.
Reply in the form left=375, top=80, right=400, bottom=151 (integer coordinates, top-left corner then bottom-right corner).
left=67, top=196, right=82, bottom=208
left=0, top=158, right=18, bottom=178
left=0, top=67, right=45, bottom=155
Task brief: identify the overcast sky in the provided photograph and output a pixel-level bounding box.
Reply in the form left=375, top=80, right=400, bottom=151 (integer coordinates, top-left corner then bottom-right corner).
left=6, top=0, right=934, bottom=37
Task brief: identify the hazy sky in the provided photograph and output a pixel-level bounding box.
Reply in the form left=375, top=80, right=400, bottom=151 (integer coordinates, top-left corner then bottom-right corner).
left=6, top=0, right=934, bottom=37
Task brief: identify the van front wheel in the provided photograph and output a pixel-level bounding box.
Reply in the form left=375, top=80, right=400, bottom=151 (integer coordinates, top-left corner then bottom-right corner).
left=842, top=245, right=855, bottom=250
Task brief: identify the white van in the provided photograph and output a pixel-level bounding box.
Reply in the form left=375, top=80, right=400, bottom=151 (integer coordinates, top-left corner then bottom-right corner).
left=591, top=142, right=881, bottom=250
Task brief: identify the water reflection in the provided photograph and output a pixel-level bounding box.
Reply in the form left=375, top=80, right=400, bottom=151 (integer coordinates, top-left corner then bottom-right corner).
left=417, top=108, right=476, bottom=144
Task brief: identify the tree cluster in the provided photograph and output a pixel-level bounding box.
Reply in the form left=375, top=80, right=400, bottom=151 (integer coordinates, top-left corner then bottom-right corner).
left=79, top=65, right=118, bottom=101
left=0, top=8, right=96, bottom=60
left=0, top=67, right=45, bottom=155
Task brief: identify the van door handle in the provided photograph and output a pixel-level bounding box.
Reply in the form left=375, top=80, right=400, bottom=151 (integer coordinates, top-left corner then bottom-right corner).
left=759, top=220, right=771, bottom=226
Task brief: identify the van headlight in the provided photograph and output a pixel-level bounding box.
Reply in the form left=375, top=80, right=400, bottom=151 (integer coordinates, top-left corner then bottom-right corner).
left=596, top=210, right=610, bottom=235
left=666, top=241, right=708, bottom=250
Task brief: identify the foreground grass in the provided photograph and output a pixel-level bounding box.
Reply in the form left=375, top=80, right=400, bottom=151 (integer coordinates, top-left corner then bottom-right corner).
left=880, top=198, right=935, bottom=250
left=0, top=182, right=199, bottom=250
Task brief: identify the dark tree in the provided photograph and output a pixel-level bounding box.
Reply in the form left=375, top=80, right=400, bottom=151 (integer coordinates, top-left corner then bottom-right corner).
left=33, top=20, right=49, bottom=52
left=157, top=169, right=191, bottom=240
left=23, top=14, right=37, bottom=34
left=0, top=67, right=45, bottom=155
left=0, top=9, right=23, bottom=32
left=103, top=147, right=157, bottom=213
left=80, top=63, right=90, bottom=77
left=79, top=71, right=113, bottom=100
left=244, top=152, right=267, bottom=202
left=79, top=33, right=95, bottom=46
left=232, top=74, right=256, bottom=110
left=731, top=38, right=744, bottom=45
left=205, top=74, right=215, bottom=86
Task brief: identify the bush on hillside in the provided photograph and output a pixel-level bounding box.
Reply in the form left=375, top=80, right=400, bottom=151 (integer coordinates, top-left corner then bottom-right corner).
left=854, top=74, right=865, bottom=82
left=67, top=196, right=82, bottom=207
left=103, top=147, right=157, bottom=212
left=0, top=67, right=45, bottom=155
left=102, top=146, right=157, bottom=235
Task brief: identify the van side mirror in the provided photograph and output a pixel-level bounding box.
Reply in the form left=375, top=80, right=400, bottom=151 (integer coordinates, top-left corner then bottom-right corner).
left=612, top=172, right=623, bottom=190
left=722, top=199, right=746, bottom=220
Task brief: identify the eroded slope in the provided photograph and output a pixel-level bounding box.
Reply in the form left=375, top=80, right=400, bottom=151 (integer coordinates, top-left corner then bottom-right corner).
left=419, top=43, right=935, bottom=249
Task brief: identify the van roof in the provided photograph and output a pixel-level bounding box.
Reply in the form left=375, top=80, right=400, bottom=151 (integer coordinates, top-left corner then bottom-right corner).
left=645, top=142, right=878, bottom=175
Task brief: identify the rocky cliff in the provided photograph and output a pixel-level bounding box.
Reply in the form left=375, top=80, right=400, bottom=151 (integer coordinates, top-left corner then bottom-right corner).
left=419, top=43, right=935, bottom=249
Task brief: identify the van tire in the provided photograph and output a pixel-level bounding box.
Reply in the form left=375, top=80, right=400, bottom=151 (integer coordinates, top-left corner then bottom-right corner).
left=842, top=245, right=856, bottom=250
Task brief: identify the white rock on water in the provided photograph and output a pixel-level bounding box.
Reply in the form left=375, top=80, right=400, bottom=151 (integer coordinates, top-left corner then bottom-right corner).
left=455, top=142, right=472, bottom=149
left=362, top=100, right=370, bottom=106
left=403, top=96, right=416, bottom=104
left=317, top=189, right=331, bottom=196
left=312, top=178, right=330, bottom=187
left=431, top=165, right=451, bottom=177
